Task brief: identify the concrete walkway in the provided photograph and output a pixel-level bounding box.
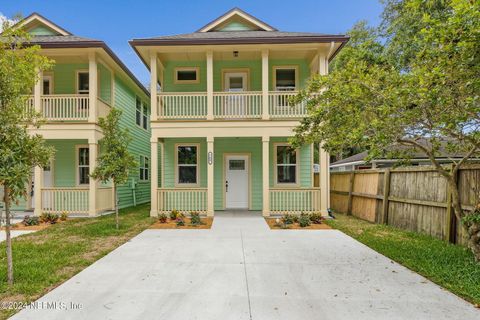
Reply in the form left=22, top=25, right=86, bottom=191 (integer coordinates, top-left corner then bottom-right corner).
left=13, top=212, right=480, bottom=320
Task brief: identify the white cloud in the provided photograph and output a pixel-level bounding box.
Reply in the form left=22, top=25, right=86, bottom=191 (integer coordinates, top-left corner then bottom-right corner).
left=0, top=13, right=16, bottom=32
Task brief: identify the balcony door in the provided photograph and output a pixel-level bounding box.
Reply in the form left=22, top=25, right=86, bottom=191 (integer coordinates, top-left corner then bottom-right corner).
left=223, top=72, right=247, bottom=117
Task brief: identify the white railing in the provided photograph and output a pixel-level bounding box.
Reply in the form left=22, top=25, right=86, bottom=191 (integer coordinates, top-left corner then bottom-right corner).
left=268, top=91, right=307, bottom=118
left=157, top=92, right=207, bottom=119
left=96, top=187, right=114, bottom=212
left=41, top=94, right=90, bottom=121
left=23, top=96, right=35, bottom=116
left=41, top=188, right=89, bottom=215
left=269, top=188, right=321, bottom=214
left=213, top=92, right=262, bottom=119
left=157, top=188, right=207, bottom=215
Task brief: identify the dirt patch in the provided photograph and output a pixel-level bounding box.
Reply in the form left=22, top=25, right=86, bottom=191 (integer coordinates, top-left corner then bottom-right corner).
left=150, top=217, right=213, bottom=229
left=265, top=218, right=332, bottom=230
left=3, top=219, right=69, bottom=231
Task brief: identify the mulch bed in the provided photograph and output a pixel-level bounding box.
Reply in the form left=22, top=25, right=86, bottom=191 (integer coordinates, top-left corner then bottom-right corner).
left=149, top=217, right=213, bottom=229
left=2, top=220, right=68, bottom=231
left=265, top=218, right=332, bottom=230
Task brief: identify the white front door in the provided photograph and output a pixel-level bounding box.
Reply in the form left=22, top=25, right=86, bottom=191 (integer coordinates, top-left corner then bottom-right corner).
left=224, top=72, right=247, bottom=116
left=225, top=155, right=249, bottom=209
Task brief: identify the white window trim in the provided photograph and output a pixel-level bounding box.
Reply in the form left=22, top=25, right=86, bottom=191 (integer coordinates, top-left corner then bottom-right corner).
left=174, top=143, right=200, bottom=187
left=174, top=67, right=200, bottom=84
left=139, top=155, right=150, bottom=182
left=274, top=143, right=300, bottom=187
left=75, top=145, right=90, bottom=187
left=135, top=96, right=148, bottom=130
left=272, top=65, right=299, bottom=91
left=42, top=72, right=54, bottom=95
left=75, top=69, right=89, bottom=95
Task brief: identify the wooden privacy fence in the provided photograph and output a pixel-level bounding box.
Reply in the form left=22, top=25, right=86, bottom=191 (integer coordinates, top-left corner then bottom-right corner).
left=330, top=164, right=480, bottom=246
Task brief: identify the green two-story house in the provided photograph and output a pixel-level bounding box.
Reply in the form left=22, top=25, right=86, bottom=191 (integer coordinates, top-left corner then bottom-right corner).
left=130, top=8, right=348, bottom=217
left=14, top=13, right=151, bottom=216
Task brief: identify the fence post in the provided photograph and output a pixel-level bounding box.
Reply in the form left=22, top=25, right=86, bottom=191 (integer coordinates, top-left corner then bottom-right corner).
left=347, top=171, right=355, bottom=215
left=381, top=169, right=391, bottom=224
left=445, top=164, right=456, bottom=243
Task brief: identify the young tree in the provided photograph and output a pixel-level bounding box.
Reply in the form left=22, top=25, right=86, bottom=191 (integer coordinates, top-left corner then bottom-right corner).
left=292, top=0, right=480, bottom=260
left=91, top=109, right=137, bottom=229
left=0, top=19, right=54, bottom=284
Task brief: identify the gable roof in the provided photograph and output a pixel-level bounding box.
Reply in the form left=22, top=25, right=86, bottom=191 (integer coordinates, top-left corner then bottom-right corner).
left=16, top=12, right=72, bottom=36
left=9, top=13, right=149, bottom=97
left=197, top=7, right=277, bottom=32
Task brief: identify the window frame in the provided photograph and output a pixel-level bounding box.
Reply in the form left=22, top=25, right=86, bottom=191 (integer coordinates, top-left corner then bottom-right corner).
left=76, top=70, right=90, bottom=95
left=135, top=96, right=148, bottom=130
left=139, top=155, right=150, bottom=182
left=175, top=143, right=200, bottom=187
left=75, top=145, right=90, bottom=186
left=272, top=65, right=299, bottom=91
left=274, top=143, right=299, bottom=186
left=174, top=67, right=200, bottom=84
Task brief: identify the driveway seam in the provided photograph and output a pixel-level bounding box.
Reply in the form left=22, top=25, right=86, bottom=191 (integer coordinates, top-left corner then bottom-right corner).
left=240, top=230, right=253, bottom=320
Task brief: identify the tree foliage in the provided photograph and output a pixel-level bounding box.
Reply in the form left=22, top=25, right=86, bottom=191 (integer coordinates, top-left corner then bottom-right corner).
left=0, top=18, right=55, bottom=284
left=91, top=108, right=137, bottom=229
left=292, top=0, right=480, bottom=259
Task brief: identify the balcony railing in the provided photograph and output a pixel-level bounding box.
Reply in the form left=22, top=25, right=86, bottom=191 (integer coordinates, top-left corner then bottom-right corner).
left=155, top=91, right=309, bottom=120
left=23, top=95, right=111, bottom=122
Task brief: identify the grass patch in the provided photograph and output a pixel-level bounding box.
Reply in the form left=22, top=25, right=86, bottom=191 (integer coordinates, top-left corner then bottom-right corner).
left=0, top=204, right=154, bottom=319
left=326, top=213, right=480, bottom=306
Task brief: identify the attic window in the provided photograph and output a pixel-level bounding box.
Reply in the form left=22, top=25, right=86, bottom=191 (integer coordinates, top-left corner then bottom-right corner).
left=175, top=67, right=199, bottom=84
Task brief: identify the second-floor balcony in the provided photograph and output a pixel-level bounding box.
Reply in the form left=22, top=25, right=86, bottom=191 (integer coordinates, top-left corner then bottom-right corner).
left=24, top=95, right=111, bottom=122
left=156, top=91, right=308, bottom=121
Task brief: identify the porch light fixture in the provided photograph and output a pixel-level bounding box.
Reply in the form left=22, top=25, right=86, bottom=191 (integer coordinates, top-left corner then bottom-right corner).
left=233, top=51, right=239, bottom=58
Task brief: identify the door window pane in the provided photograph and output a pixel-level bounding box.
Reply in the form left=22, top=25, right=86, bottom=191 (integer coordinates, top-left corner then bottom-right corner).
left=229, top=160, right=245, bottom=170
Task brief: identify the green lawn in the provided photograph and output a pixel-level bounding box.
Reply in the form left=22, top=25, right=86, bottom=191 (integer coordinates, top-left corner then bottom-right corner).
left=326, top=213, right=480, bottom=306
left=0, top=204, right=154, bottom=319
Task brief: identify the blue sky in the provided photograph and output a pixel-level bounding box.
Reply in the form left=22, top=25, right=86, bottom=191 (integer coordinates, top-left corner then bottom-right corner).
left=1, top=0, right=384, bottom=84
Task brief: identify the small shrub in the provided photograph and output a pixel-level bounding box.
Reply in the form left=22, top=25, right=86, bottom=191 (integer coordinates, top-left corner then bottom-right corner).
left=22, top=215, right=39, bottom=226
left=190, top=212, right=202, bottom=226
left=309, top=212, right=324, bottom=224
left=60, top=211, right=68, bottom=221
left=40, top=212, right=59, bottom=224
left=298, top=213, right=311, bottom=228
left=170, top=210, right=179, bottom=220
left=281, top=213, right=297, bottom=225
left=158, top=213, right=168, bottom=223
left=176, top=216, right=185, bottom=226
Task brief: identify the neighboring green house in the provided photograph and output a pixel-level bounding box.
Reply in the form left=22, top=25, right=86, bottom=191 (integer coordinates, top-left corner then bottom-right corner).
left=13, top=13, right=150, bottom=216
left=130, top=8, right=349, bottom=217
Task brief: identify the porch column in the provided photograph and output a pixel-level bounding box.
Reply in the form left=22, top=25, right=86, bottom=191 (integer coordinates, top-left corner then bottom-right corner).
left=150, top=137, right=158, bottom=217
left=207, top=137, right=214, bottom=216
left=318, top=54, right=330, bottom=216
left=88, top=141, right=98, bottom=216
left=34, top=69, right=43, bottom=113
left=150, top=52, right=158, bottom=121
left=33, top=166, right=43, bottom=216
left=206, top=51, right=214, bottom=120
left=262, top=50, right=269, bottom=120
left=262, top=136, right=270, bottom=216
left=88, top=52, right=98, bottom=123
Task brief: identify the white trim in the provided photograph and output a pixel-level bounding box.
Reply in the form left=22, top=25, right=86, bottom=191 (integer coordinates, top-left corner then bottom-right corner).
left=75, top=145, right=90, bottom=187
left=18, top=14, right=71, bottom=36
left=198, top=9, right=275, bottom=32
left=174, top=143, right=200, bottom=187
left=273, top=143, right=300, bottom=187
left=222, top=152, right=252, bottom=210
left=75, top=69, right=89, bottom=95
left=174, top=67, right=200, bottom=84
left=272, top=65, right=299, bottom=91
left=139, top=155, right=150, bottom=182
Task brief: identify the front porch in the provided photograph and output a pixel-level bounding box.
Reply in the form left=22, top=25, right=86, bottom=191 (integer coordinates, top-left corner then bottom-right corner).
left=150, top=135, right=329, bottom=217
left=25, top=139, right=115, bottom=216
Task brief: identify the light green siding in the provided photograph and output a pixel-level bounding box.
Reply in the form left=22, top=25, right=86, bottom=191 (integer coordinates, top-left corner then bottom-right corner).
left=50, top=63, right=87, bottom=94
left=28, top=25, right=59, bottom=36
left=114, top=76, right=151, bottom=209
left=99, top=63, right=112, bottom=104
left=162, top=138, right=207, bottom=188
left=48, top=139, right=88, bottom=187
left=162, top=59, right=311, bottom=93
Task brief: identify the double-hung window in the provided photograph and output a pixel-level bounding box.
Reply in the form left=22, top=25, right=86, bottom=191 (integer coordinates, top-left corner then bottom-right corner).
left=77, top=147, right=90, bottom=185
left=136, top=97, right=148, bottom=129
left=139, top=156, right=149, bottom=181
left=275, top=145, right=297, bottom=184
left=77, top=71, right=89, bottom=94
left=177, top=145, right=198, bottom=185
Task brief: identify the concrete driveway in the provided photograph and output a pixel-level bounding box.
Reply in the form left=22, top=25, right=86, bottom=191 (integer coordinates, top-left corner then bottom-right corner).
left=13, top=212, right=479, bottom=320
